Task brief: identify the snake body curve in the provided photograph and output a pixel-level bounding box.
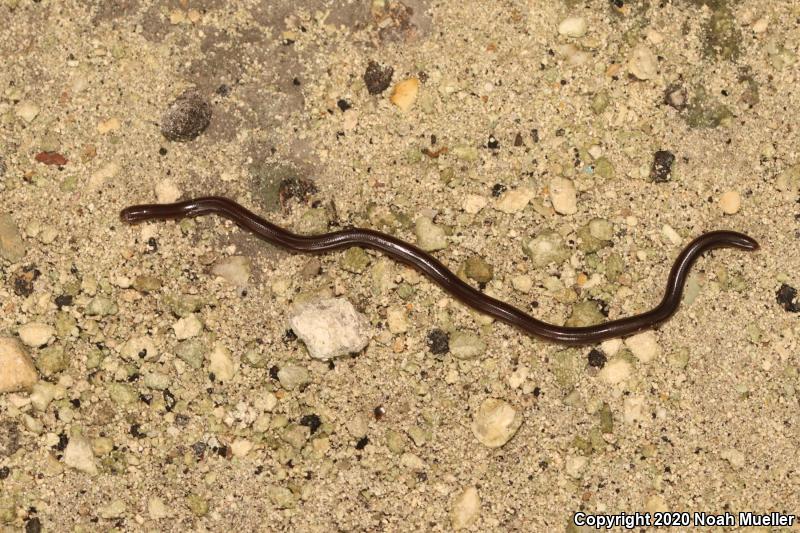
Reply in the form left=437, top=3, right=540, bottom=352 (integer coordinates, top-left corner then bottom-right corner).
left=120, top=196, right=758, bottom=346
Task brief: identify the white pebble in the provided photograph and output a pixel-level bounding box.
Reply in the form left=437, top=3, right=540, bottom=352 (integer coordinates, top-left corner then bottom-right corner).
left=208, top=343, right=236, bottom=382
left=15, top=101, right=40, bottom=122
left=64, top=434, right=98, bottom=474
left=386, top=306, right=410, bottom=334
left=211, top=256, right=252, bottom=286
left=288, top=298, right=371, bottom=360
left=719, top=191, right=741, bottom=214
left=512, top=275, right=533, bottom=294
left=463, top=194, right=488, bottom=214
left=628, top=44, right=658, bottom=80
left=173, top=314, right=203, bottom=340
left=557, top=16, right=588, bottom=38
left=231, top=438, right=254, bottom=458
left=155, top=179, right=181, bottom=203
left=451, top=486, right=480, bottom=530
left=600, top=338, right=622, bottom=357
left=565, top=454, right=588, bottom=478
left=661, top=224, right=682, bottom=246
left=598, top=358, right=632, bottom=385
left=471, top=398, right=522, bottom=448
left=494, top=187, right=534, bottom=214
left=623, top=395, right=646, bottom=424
left=18, top=322, right=54, bottom=347
left=625, top=331, right=661, bottom=363
left=0, top=337, right=38, bottom=393
left=549, top=177, right=577, bottom=215
left=752, top=17, right=769, bottom=33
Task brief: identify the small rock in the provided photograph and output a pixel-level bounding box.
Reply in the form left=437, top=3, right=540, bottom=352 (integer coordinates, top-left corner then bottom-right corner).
left=721, top=448, right=746, bottom=469
left=625, top=331, right=661, bottom=363
left=144, top=372, right=170, bottom=390
left=155, top=179, right=181, bottom=203
left=512, top=275, right=533, bottom=293
left=160, top=88, right=211, bottom=142
left=661, top=224, right=682, bottom=246
left=414, top=216, right=448, bottom=251
left=426, top=329, right=449, bottom=354
left=522, top=231, right=569, bottom=268
left=664, top=84, right=687, bottom=110
left=64, top=434, right=98, bottom=474
left=587, top=348, right=606, bottom=368
left=386, top=306, right=410, bottom=334
left=15, top=101, right=39, bottom=123
left=628, top=44, right=658, bottom=80
left=148, top=497, right=171, bottom=520
left=277, top=364, right=310, bottom=390
left=565, top=301, right=605, bottom=327
left=85, top=296, right=118, bottom=316
left=17, top=322, right=54, bottom=347
left=450, top=331, right=486, bottom=360
left=173, top=314, right=203, bottom=340
left=776, top=283, right=800, bottom=312
left=598, top=358, right=632, bottom=385
left=565, top=454, right=588, bottom=479
left=650, top=150, right=675, bottom=182
left=471, top=398, right=522, bottom=448
left=211, top=256, right=251, bottom=286
left=719, top=191, right=741, bottom=214
left=464, top=256, right=493, bottom=283
left=99, top=499, right=126, bottom=519
left=121, top=336, right=158, bottom=361
left=0, top=214, right=25, bottom=262
left=623, top=395, right=646, bottom=424
left=550, top=178, right=578, bottom=215
left=208, top=343, right=236, bottom=382
left=495, top=187, right=534, bottom=214
left=390, top=78, right=420, bottom=111
left=30, top=382, right=58, bottom=411
left=231, top=438, right=253, bottom=458
left=266, top=485, right=297, bottom=509
left=0, top=337, right=38, bottom=393
left=451, top=486, right=480, bottom=530
left=288, top=298, right=371, bottom=360
left=36, top=345, right=67, bottom=377
left=176, top=339, right=206, bottom=368
left=463, top=194, right=488, bottom=214
left=557, top=16, right=587, bottom=38
left=364, top=61, right=394, bottom=95
left=96, top=117, right=120, bottom=134
left=341, top=247, right=371, bottom=273
left=645, top=495, right=668, bottom=514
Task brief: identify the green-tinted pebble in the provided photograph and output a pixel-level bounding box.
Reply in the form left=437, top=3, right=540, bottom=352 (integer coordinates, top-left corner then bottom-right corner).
left=341, top=247, right=371, bottom=273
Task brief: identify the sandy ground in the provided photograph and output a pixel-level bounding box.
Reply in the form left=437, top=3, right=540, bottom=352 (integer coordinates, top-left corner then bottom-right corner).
left=1, top=0, right=799, bottom=531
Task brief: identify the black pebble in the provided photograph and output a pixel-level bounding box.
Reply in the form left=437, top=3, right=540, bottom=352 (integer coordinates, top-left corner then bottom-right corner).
left=0, top=466, right=9, bottom=479
left=426, top=329, right=450, bottom=355
left=355, top=436, right=369, bottom=450
left=363, top=61, right=394, bottom=95
left=491, top=183, right=507, bottom=197
left=337, top=99, right=352, bottom=112
left=283, top=329, right=297, bottom=342
left=487, top=135, right=499, bottom=149
left=588, top=348, right=607, bottom=368
left=269, top=365, right=280, bottom=380
left=513, top=133, right=523, bottom=147
left=54, top=294, right=73, bottom=308
left=25, top=517, right=42, bottom=533
left=776, top=283, right=800, bottom=312
left=664, top=83, right=687, bottom=110
left=160, top=88, right=212, bottom=142
left=216, top=84, right=231, bottom=97
left=650, top=150, right=675, bottom=182
left=299, top=414, right=322, bottom=434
